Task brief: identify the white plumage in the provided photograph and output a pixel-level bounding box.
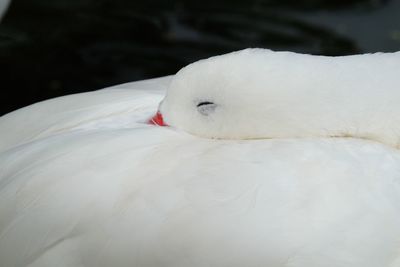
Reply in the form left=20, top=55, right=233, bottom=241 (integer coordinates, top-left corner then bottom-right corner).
left=1, top=50, right=400, bottom=267
left=161, top=49, right=400, bottom=146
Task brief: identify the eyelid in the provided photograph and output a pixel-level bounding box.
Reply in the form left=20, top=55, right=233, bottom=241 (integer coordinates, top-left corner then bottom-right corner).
left=197, top=101, right=214, bottom=107
left=197, top=101, right=217, bottom=116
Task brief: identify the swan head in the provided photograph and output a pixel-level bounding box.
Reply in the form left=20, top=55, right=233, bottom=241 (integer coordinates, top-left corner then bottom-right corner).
left=149, top=48, right=313, bottom=139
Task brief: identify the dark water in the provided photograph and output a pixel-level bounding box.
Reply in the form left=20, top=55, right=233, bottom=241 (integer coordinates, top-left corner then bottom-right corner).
left=0, top=0, right=399, bottom=115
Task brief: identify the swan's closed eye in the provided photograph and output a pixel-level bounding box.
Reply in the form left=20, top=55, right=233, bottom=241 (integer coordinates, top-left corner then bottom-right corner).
left=197, top=101, right=217, bottom=116
left=197, top=101, right=214, bottom=107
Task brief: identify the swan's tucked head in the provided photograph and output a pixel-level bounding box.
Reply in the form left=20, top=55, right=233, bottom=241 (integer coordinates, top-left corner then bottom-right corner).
left=150, top=48, right=311, bottom=139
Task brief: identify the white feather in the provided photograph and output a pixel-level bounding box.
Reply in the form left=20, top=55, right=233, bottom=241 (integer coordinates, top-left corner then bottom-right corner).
left=1, top=57, right=400, bottom=266
left=161, top=49, right=400, bottom=147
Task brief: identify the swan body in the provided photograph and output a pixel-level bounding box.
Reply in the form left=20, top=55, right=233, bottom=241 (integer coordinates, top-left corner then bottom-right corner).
left=160, top=49, right=400, bottom=147
left=1, top=52, right=400, bottom=267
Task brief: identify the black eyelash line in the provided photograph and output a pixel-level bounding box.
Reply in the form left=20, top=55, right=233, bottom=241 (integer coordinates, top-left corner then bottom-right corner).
left=197, top=101, right=214, bottom=107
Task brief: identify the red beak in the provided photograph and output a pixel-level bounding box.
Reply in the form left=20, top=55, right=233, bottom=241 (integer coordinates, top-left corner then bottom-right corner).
left=148, top=111, right=168, bottom=126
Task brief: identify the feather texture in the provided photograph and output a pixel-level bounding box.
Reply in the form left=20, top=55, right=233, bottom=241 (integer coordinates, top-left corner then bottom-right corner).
left=1, top=64, right=400, bottom=266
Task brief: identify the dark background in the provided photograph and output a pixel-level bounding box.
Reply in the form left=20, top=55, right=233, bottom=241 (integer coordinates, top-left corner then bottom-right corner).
left=0, top=0, right=399, bottom=116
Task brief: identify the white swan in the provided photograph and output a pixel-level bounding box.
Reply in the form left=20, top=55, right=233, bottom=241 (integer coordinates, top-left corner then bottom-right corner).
left=1, top=50, right=400, bottom=267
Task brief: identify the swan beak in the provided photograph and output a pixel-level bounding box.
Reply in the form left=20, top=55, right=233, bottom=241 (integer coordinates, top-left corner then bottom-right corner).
left=148, top=111, right=168, bottom=126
